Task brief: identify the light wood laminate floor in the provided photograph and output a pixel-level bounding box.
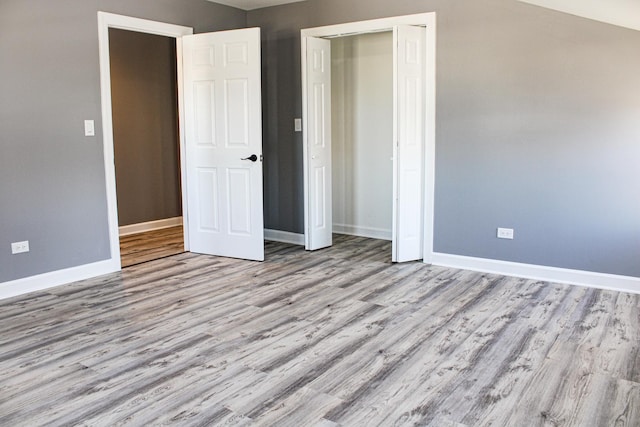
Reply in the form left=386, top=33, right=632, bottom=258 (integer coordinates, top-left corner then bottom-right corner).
left=120, top=226, right=184, bottom=267
left=1, top=235, right=639, bottom=426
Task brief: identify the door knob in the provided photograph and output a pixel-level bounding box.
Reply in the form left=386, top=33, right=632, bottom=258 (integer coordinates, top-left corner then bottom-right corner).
left=241, top=154, right=258, bottom=162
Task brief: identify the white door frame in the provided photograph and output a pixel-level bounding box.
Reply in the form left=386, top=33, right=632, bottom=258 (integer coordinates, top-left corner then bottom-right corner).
left=301, top=12, right=436, bottom=263
left=97, top=12, right=193, bottom=271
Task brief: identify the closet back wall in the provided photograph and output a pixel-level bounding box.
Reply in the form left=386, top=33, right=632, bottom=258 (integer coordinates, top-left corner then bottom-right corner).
left=109, top=28, right=182, bottom=227
left=331, top=32, right=393, bottom=240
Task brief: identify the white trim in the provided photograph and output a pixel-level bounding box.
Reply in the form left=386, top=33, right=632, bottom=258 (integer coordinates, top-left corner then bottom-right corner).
left=422, top=14, right=436, bottom=264
left=432, top=252, right=640, bottom=295
left=301, top=14, right=436, bottom=38
left=333, top=224, right=392, bottom=241
left=176, top=38, right=190, bottom=251
left=391, top=26, right=399, bottom=260
left=98, top=12, right=193, bottom=36
left=98, top=12, right=193, bottom=274
left=301, top=13, right=436, bottom=263
left=118, top=217, right=183, bottom=236
left=264, top=229, right=305, bottom=245
left=0, top=260, right=117, bottom=301
left=301, top=35, right=311, bottom=249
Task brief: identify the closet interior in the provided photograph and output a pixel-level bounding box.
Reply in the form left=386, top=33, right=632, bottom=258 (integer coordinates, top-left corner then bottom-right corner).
left=331, top=31, right=394, bottom=243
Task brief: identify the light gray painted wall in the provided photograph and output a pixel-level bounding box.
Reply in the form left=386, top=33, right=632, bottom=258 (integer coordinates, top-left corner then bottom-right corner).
left=109, top=28, right=181, bottom=227
left=2, top=0, right=639, bottom=283
left=248, top=0, right=640, bottom=277
left=0, top=0, right=246, bottom=282
left=331, top=33, right=393, bottom=239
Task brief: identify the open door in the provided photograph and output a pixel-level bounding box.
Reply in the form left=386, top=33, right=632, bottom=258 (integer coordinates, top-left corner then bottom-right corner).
left=182, top=28, right=264, bottom=261
left=392, top=25, right=425, bottom=262
left=303, top=36, right=332, bottom=251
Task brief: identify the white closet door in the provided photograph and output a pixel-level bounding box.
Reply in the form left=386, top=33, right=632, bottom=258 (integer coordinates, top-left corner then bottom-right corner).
left=304, top=36, right=332, bottom=251
left=392, top=25, right=425, bottom=262
left=183, top=28, right=264, bottom=261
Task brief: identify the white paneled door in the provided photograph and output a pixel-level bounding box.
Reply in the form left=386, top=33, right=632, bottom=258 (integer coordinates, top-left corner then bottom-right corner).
left=183, top=28, right=264, bottom=261
left=392, top=25, right=425, bottom=262
left=304, top=36, right=332, bottom=251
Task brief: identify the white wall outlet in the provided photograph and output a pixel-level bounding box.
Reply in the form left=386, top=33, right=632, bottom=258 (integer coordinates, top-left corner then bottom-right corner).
left=497, top=228, right=514, bottom=240
left=84, top=120, right=95, bottom=137
left=11, top=241, right=29, bottom=254
left=294, top=118, right=302, bottom=132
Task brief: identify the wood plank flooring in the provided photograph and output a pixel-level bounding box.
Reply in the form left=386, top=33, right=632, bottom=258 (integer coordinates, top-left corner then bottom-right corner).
left=120, top=226, right=184, bottom=267
left=1, top=234, right=639, bottom=426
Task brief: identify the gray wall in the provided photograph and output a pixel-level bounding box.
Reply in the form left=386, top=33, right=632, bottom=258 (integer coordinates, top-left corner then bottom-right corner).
left=2, top=0, right=639, bottom=284
left=248, top=0, right=640, bottom=277
left=0, top=0, right=245, bottom=282
left=109, top=28, right=181, bottom=227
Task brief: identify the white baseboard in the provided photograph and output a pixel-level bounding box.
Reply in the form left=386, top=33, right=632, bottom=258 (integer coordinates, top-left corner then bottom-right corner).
left=4, top=244, right=637, bottom=302
left=333, top=224, right=392, bottom=241
left=0, top=259, right=119, bottom=301
left=119, top=217, right=182, bottom=236
left=431, top=252, right=640, bottom=295
left=264, top=229, right=305, bottom=245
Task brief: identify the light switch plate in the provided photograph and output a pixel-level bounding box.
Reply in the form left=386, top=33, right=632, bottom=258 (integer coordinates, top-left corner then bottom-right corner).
left=294, top=118, right=302, bottom=132
left=84, top=120, right=95, bottom=137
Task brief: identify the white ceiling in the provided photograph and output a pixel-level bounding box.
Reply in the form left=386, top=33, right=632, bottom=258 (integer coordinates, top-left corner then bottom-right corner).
left=207, top=0, right=305, bottom=11
left=518, top=0, right=640, bottom=31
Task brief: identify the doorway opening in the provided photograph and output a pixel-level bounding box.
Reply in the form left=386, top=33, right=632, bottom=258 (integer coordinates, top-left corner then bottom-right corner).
left=301, top=13, right=436, bottom=263
left=99, top=13, right=266, bottom=271
left=107, top=29, right=186, bottom=267
left=98, top=13, right=193, bottom=272
left=108, top=28, right=185, bottom=267
left=331, top=31, right=394, bottom=261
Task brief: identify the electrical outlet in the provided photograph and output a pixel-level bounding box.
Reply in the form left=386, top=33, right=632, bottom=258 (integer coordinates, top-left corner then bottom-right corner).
left=11, top=241, right=29, bottom=254
left=497, top=228, right=514, bottom=240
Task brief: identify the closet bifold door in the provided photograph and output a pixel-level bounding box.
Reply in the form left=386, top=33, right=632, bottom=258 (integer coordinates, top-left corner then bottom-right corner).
left=304, top=36, right=332, bottom=251
left=392, top=25, right=425, bottom=262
